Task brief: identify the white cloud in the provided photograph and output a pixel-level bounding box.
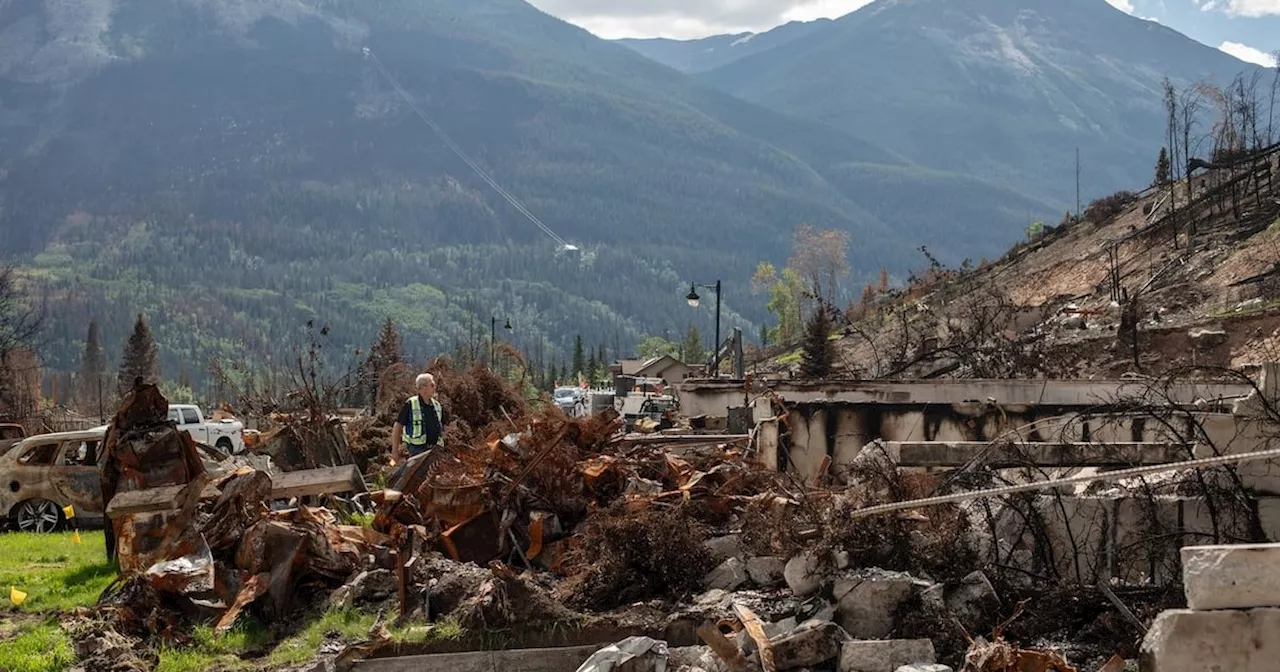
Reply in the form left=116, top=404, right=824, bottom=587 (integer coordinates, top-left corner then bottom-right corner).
left=1219, top=40, right=1278, bottom=66
left=1221, top=0, right=1280, bottom=17
left=1105, top=0, right=1135, bottom=12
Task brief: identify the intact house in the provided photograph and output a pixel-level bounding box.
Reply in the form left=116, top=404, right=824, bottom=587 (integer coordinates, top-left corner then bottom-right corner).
left=610, top=355, right=702, bottom=394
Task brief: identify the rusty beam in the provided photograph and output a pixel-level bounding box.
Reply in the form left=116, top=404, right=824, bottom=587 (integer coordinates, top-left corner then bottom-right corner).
left=106, top=465, right=369, bottom=517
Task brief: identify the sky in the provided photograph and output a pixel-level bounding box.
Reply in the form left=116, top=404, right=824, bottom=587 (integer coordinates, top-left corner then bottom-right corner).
left=527, top=0, right=1280, bottom=67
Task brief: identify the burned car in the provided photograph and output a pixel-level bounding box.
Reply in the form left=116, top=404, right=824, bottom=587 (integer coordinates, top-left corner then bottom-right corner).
left=0, top=428, right=106, bottom=533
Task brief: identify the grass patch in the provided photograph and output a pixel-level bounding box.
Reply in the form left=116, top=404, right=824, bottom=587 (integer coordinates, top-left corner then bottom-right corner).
left=0, top=619, right=76, bottom=672
left=155, top=621, right=274, bottom=672
left=266, top=610, right=461, bottom=669
left=776, top=348, right=803, bottom=365
left=0, top=531, right=115, bottom=613
left=0, top=533, right=464, bottom=671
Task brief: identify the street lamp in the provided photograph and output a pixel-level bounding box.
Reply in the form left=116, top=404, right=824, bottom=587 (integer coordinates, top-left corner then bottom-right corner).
left=491, top=316, right=512, bottom=368
left=685, top=280, right=721, bottom=378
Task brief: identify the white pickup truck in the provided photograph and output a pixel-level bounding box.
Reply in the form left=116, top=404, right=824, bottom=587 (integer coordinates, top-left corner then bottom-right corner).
left=167, top=404, right=246, bottom=454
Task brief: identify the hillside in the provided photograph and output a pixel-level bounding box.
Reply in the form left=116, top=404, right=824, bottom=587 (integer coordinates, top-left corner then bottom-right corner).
left=619, top=0, right=1267, bottom=213
left=760, top=141, right=1280, bottom=381
left=0, top=0, right=1054, bottom=395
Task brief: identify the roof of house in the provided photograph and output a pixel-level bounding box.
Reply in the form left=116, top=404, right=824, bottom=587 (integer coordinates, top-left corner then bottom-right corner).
left=636, top=354, right=690, bottom=376
left=614, top=359, right=647, bottom=375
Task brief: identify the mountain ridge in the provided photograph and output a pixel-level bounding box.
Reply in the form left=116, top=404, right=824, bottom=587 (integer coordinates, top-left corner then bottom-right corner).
left=617, top=0, right=1269, bottom=210
left=0, top=0, right=1052, bottom=394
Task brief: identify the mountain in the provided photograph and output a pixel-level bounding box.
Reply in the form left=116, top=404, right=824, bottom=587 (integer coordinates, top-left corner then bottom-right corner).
left=0, top=0, right=1053, bottom=396
left=619, top=0, right=1268, bottom=212
left=616, top=19, right=831, bottom=73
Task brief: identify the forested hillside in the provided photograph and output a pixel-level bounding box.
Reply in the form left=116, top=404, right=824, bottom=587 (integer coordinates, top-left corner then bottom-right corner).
left=0, top=0, right=1053, bottom=396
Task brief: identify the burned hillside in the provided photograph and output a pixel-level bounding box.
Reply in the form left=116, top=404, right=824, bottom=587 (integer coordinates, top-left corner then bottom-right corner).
left=761, top=140, right=1280, bottom=382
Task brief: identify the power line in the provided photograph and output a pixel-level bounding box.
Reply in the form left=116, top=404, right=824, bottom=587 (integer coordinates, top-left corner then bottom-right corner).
left=847, top=444, right=1280, bottom=519
left=362, top=47, right=575, bottom=251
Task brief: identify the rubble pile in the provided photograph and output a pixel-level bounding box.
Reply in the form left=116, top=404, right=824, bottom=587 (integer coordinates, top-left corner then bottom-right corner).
left=77, top=384, right=389, bottom=651
left=66, top=377, right=1147, bottom=672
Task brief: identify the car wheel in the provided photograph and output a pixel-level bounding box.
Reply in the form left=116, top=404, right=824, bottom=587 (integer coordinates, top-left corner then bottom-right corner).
left=216, top=437, right=234, bottom=454
left=14, top=499, right=64, bottom=533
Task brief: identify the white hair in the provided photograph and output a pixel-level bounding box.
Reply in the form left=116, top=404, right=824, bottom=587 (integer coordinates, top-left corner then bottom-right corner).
left=415, top=373, right=435, bottom=389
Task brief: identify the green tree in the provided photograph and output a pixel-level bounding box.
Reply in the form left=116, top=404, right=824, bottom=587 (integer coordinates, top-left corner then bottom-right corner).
left=572, top=334, right=585, bottom=379
left=586, top=347, right=599, bottom=382
left=799, top=305, right=837, bottom=379
left=117, top=313, right=159, bottom=394
left=77, top=318, right=106, bottom=414
left=681, top=324, right=707, bottom=365
left=1154, top=146, right=1171, bottom=186
left=751, top=262, right=805, bottom=345
left=636, top=335, right=678, bottom=360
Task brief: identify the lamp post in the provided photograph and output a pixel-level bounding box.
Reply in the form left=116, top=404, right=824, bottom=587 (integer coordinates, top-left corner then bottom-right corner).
left=490, top=316, right=512, bottom=368
left=685, top=280, right=721, bottom=378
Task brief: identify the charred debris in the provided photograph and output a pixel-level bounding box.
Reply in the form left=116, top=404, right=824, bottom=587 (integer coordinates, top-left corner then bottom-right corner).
left=64, top=361, right=1159, bottom=672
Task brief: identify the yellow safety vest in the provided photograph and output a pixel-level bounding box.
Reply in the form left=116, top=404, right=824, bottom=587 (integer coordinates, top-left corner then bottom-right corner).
left=404, top=396, right=445, bottom=447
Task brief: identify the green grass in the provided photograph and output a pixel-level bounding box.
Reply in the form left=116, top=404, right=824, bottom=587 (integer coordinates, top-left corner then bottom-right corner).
left=0, top=620, right=77, bottom=672
left=0, top=531, right=464, bottom=672
left=776, top=348, right=803, bottom=365
left=0, top=530, right=116, bottom=613
left=0, top=531, right=112, bottom=672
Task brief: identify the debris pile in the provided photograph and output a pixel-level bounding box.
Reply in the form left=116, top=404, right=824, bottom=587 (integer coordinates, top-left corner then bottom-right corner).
left=67, top=373, right=1146, bottom=672
left=82, top=383, right=388, bottom=649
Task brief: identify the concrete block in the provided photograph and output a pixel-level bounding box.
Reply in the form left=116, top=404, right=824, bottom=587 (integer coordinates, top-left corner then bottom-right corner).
left=1182, top=543, right=1280, bottom=610
left=703, top=534, right=744, bottom=561
left=1140, top=608, right=1280, bottom=672
left=784, top=551, right=827, bottom=597
left=705, top=557, right=748, bottom=591
left=746, top=556, right=786, bottom=586
left=834, top=569, right=934, bottom=639
left=770, top=621, right=849, bottom=669
left=838, top=639, right=936, bottom=672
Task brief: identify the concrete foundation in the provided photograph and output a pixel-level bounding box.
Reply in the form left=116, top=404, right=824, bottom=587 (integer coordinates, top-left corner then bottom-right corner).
left=352, top=644, right=604, bottom=671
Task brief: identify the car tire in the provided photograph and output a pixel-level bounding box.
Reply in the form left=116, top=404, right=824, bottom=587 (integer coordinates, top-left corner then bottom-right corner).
left=216, top=437, right=234, bottom=454
left=14, top=498, right=64, bottom=534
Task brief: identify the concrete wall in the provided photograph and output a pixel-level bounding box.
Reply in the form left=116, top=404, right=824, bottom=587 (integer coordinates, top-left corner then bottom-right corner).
left=753, top=403, right=1280, bottom=490
left=678, top=378, right=1255, bottom=419
left=975, top=494, right=1280, bottom=587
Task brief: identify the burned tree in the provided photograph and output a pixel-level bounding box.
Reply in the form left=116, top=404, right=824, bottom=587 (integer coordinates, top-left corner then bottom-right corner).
left=0, top=266, right=44, bottom=418
left=362, top=317, right=403, bottom=406
left=789, top=223, right=852, bottom=309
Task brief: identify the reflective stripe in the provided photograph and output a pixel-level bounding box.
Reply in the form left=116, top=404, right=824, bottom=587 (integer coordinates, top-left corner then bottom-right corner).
left=403, top=396, right=445, bottom=447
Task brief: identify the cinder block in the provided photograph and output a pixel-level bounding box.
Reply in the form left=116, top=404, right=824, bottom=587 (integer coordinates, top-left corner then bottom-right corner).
left=839, top=639, right=936, bottom=672
left=1140, top=608, right=1280, bottom=672
left=1182, top=543, right=1280, bottom=610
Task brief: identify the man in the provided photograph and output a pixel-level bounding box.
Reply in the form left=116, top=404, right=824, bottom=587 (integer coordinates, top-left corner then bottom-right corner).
left=391, top=373, right=448, bottom=464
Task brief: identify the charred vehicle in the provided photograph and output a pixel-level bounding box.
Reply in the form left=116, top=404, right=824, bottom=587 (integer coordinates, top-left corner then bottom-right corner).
left=0, top=428, right=106, bottom=533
